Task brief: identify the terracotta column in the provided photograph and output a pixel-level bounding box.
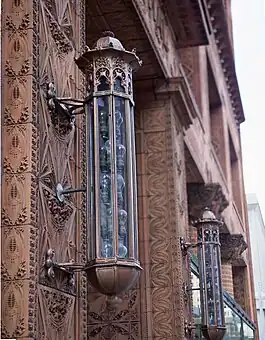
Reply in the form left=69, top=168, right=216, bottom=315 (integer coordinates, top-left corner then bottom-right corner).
left=135, top=76, right=197, bottom=339
left=1, top=0, right=86, bottom=338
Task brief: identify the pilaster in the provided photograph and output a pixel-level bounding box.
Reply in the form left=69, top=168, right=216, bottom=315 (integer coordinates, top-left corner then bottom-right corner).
left=135, top=82, right=193, bottom=339
left=1, top=0, right=39, bottom=338
left=1, top=0, right=87, bottom=338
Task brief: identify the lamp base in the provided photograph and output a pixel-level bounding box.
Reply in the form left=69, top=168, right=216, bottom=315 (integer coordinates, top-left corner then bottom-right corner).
left=201, top=325, right=226, bottom=340
left=84, top=259, right=142, bottom=296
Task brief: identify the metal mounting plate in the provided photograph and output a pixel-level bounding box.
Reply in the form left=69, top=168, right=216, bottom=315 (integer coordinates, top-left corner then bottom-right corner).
left=56, top=183, right=65, bottom=203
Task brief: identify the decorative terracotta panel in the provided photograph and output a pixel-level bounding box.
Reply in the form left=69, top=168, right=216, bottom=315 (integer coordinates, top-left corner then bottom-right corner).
left=1, top=0, right=39, bottom=337
left=37, top=0, right=86, bottom=339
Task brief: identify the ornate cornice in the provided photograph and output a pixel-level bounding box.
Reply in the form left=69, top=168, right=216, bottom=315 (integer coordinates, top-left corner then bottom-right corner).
left=187, top=183, right=229, bottom=219
left=162, top=0, right=211, bottom=48
left=220, top=233, right=247, bottom=263
left=207, top=0, right=245, bottom=124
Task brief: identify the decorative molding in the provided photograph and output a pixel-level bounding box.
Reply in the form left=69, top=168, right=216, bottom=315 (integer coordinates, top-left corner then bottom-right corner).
left=167, top=106, right=187, bottom=337
left=207, top=0, right=245, bottom=124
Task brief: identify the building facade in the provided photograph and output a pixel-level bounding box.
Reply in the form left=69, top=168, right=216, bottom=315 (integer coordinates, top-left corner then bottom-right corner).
left=0, top=0, right=257, bottom=339
left=247, top=194, right=265, bottom=340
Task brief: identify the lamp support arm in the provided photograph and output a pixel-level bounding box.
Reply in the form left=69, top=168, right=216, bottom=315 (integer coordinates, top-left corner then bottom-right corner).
left=45, top=249, right=85, bottom=287
left=180, top=236, right=199, bottom=256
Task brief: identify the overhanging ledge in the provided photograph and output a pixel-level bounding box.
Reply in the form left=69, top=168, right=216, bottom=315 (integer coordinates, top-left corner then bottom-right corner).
left=207, top=0, right=245, bottom=124
left=163, top=0, right=211, bottom=48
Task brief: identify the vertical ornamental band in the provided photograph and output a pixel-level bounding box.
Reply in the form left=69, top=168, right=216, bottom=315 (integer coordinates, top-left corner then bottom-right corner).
left=75, top=32, right=142, bottom=296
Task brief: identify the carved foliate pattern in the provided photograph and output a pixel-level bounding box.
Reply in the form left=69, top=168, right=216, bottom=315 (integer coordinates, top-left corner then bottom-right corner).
left=87, top=287, right=140, bottom=339
left=38, top=286, right=75, bottom=340
left=212, top=138, right=221, bottom=157
left=169, top=105, right=190, bottom=337
left=187, top=183, right=229, bottom=220
left=37, top=0, right=85, bottom=339
left=44, top=289, right=74, bottom=330
left=134, top=99, right=187, bottom=339
left=43, top=188, right=74, bottom=231
left=220, top=233, right=247, bottom=263
left=1, top=0, right=39, bottom=338
left=78, top=1, right=87, bottom=339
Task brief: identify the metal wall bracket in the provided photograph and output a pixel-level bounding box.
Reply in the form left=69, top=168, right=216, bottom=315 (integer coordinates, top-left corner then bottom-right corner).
left=45, top=249, right=84, bottom=287
left=56, top=183, right=86, bottom=203
left=183, top=282, right=200, bottom=305
left=46, top=82, right=85, bottom=129
left=184, top=320, right=196, bottom=337
left=183, top=282, right=200, bottom=295
left=180, top=237, right=198, bottom=256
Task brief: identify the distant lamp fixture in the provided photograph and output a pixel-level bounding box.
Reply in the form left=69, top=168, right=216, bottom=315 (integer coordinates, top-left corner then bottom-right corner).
left=181, top=208, right=226, bottom=340
left=45, top=32, right=142, bottom=298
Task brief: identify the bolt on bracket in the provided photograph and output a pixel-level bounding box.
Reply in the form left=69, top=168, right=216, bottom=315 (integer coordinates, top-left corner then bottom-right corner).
left=55, top=183, right=86, bottom=203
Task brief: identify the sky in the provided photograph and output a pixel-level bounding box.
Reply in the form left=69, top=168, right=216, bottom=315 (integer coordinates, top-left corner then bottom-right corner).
left=231, top=0, right=265, bottom=215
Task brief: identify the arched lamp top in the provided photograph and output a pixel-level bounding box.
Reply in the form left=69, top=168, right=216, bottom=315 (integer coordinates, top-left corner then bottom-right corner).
left=200, top=207, right=216, bottom=221
left=93, top=31, right=125, bottom=51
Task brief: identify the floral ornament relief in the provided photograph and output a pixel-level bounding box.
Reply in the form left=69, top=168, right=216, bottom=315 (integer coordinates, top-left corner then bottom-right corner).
left=87, top=289, right=139, bottom=339
left=43, top=290, right=74, bottom=331
left=43, top=188, right=74, bottom=231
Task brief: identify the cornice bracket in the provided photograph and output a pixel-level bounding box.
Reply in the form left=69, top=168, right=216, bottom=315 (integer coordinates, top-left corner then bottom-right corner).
left=155, top=70, right=199, bottom=129
left=220, top=233, right=248, bottom=263
left=187, top=183, right=229, bottom=220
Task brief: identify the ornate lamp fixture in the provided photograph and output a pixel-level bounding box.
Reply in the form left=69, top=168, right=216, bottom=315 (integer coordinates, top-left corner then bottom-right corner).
left=181, top=208, right=226, bottom=340
left=45, top=32, right=142, bottom=297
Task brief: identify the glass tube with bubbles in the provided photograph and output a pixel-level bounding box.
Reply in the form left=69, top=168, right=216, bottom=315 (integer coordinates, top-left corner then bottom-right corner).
left=115, top=96, right=128, bottom=258
left=98, top=96, right=114, bottom=258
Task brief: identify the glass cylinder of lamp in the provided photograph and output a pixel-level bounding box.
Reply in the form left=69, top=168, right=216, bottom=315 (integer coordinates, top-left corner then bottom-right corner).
left=194, top=208, right=226, bottom=340
left=75, top=32, right=142, bottom=296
